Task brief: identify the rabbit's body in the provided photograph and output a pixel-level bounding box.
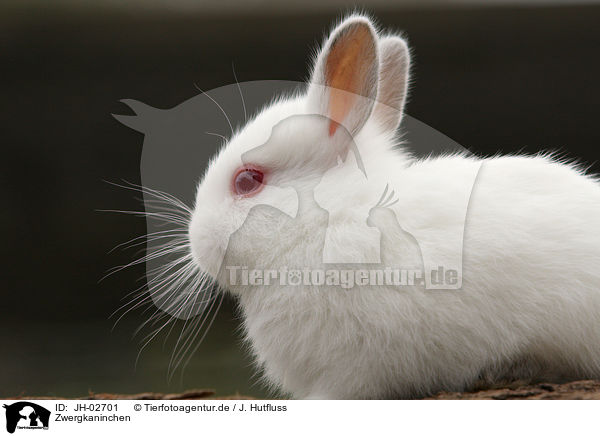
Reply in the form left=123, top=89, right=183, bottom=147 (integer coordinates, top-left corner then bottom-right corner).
left=188, top=15, right=600, bottom=398
left=239, top=153, right=600, bottom=399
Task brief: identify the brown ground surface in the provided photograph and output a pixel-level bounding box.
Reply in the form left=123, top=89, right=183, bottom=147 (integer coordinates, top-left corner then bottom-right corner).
left=5, top=380, right=600, bottom=400
left=4, top=389, right=254, bottom=401
left=429, top=380, right=600, bottom=400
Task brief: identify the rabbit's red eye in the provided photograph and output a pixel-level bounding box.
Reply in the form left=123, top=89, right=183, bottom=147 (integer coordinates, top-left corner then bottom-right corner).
left=233, top=168, right=264, bottom=196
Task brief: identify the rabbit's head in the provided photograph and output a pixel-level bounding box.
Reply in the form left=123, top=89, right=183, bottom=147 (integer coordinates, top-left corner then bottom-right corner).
left=189, top=15, right=411, bottom=285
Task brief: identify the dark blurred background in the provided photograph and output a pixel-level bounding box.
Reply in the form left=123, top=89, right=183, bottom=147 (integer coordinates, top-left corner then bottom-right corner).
left=2, top=0, right=600, bottom=398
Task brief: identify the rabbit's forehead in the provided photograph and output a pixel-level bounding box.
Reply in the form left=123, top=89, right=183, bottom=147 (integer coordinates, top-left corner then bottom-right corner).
left=201, top=95, right=348, bottom=193
left=198, top=98, right=309, bottom=190
left=244, top=117, right=329, bottom=160
left=228, top=97, right=325, bottom=157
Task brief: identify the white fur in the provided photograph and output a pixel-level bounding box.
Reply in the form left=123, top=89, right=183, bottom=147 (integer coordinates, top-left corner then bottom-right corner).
left=188, top=15, right=600, bottom=399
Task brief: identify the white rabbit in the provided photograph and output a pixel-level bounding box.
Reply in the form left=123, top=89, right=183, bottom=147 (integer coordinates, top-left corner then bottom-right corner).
left=188, top=14, right=600, bottom=399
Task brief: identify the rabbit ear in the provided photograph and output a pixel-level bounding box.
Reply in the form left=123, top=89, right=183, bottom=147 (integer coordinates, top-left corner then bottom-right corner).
left=307, top=16, right=379, bottom=137
left=372, top=36, right=411, bottom=133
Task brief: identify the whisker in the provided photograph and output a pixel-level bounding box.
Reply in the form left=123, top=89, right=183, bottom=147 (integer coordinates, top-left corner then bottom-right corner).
left=168, top=281, right=220, bottom=369
left=205, top=132, right=227, bottom=142
left=105, top=180, right=223, bottom=377
left=173, top=292, right=224, bottom=381
left=232, top=62, right=247, bottom=122
left=194, top=83, right=234, bottom=137
left=109, top=230, right=187, bottom=254
left=98, top=209, right=190, bottom=227
left=103, top=180, right=192, bottom=216
left=101, top=243, right=190, bottom=282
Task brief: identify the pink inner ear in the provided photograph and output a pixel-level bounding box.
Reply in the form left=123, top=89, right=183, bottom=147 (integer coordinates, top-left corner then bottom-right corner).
left=324, top=24, right=375, bottom=136
left=328, top=122, right=337, bottom=136
left=328, top=89, right=356, bottom=136
left=328, top=118, right=343, bottom=136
